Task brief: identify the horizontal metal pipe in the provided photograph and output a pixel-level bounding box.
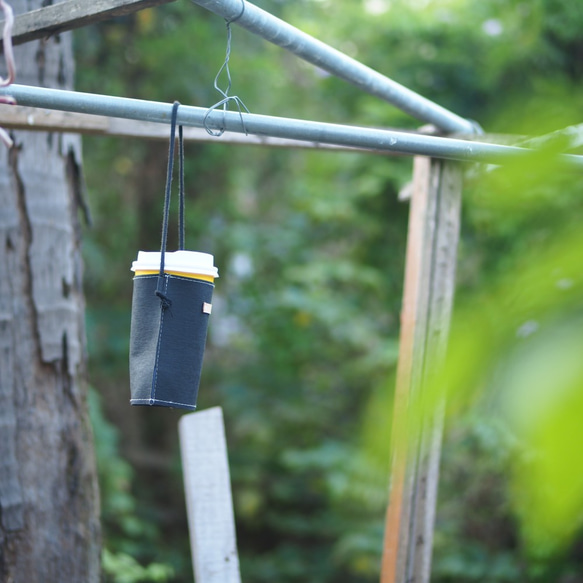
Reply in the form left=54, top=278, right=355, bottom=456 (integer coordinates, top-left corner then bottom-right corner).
left=0, top=104, right=405, bottom=154
left=1, top=85, right=581, bottom=169
left=190, top=0, right=477, bottom=135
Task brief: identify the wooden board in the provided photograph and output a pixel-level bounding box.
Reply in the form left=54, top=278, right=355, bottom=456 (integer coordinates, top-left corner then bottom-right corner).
left=381, top=157, right=463, bottom=583
left=0, top=0, right=177, bottom=46
left=179, top=407, right=242, bottom=583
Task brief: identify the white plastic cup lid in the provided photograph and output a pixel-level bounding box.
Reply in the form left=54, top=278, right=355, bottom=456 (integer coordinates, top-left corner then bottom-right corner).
left=131, top=250, right=219, bottom=278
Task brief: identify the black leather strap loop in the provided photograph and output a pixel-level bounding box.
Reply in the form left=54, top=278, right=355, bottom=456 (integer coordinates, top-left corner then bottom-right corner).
left=157, top=101, right=185, bottom=305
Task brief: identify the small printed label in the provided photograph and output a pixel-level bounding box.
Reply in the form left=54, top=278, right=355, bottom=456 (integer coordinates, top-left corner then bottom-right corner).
left=202, top=302, right=213, bottom=314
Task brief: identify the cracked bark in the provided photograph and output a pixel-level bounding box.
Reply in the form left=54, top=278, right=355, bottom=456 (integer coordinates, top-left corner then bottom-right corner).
left=0, top=1, right=100, bottom=580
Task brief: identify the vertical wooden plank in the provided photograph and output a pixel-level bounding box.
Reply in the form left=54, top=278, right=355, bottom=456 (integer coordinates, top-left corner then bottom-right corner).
left=381, top=158, right=462, bottom=583
left=407, top=161, right=462, bottom=583
left=179, top=407, right=242, bottom=583
left=381, top=157, right=434, bottom=583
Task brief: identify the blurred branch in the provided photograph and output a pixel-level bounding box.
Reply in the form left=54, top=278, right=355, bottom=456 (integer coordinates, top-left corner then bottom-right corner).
left=516, top=123, right=583, bottom=151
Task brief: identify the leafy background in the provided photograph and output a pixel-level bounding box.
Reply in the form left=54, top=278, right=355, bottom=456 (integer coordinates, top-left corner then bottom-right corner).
left=74, top=0, right=583, bottom=581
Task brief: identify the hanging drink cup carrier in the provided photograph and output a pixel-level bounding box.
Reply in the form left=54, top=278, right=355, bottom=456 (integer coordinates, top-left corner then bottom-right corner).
left=129, top=102, right=218, bottom=411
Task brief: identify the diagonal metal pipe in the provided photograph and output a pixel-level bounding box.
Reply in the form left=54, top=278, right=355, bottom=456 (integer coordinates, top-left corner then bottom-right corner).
left=190, top=0, right=478, bottom=135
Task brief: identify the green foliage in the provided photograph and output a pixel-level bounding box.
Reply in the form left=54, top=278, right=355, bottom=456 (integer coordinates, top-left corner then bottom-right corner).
left=88, top=389, right=176, bottom=581
left=102, top=549, right=175, bottom=583
left=88, top=388, right=134, bottom=527
left=76, top=0, right=583, bottom=581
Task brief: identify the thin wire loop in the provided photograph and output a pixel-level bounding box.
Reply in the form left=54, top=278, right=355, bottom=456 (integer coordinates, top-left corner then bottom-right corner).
left=0, top=0, right=16, bottom=148
left=0, top=0, right=15, bottom=89
left=228, top=0, right=245, bottom=24
left=203, top=0, right=250, bottom=137
left=203, top=94, right=250, bottom=137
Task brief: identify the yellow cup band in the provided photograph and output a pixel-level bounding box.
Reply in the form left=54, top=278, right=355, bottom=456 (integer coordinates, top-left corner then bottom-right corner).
left=134, top=270, right=215, bottom=283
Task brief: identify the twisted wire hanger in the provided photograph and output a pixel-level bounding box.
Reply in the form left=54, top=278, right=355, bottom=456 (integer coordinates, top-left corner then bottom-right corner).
left=201, top=0, right=250, bottom=137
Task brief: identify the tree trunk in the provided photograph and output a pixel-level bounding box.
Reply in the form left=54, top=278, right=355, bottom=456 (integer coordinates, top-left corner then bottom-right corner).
left=0, top=1, right=101, bottom=580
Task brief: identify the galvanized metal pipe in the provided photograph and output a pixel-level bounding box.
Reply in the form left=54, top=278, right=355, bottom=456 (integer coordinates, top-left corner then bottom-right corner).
left=1, top=84, right=582, bottom=169
left=190, top=0, right=477, bottom=135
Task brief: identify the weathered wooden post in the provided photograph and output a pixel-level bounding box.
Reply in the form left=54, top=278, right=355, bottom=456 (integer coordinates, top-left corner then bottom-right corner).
left=179, top=407, right=242, bottom=583
left=381, top=157, right=463, bottom=583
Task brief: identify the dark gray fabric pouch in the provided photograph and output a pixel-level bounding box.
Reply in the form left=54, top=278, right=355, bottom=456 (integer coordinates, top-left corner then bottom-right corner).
left=130, top=274, right=213, bottom=410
